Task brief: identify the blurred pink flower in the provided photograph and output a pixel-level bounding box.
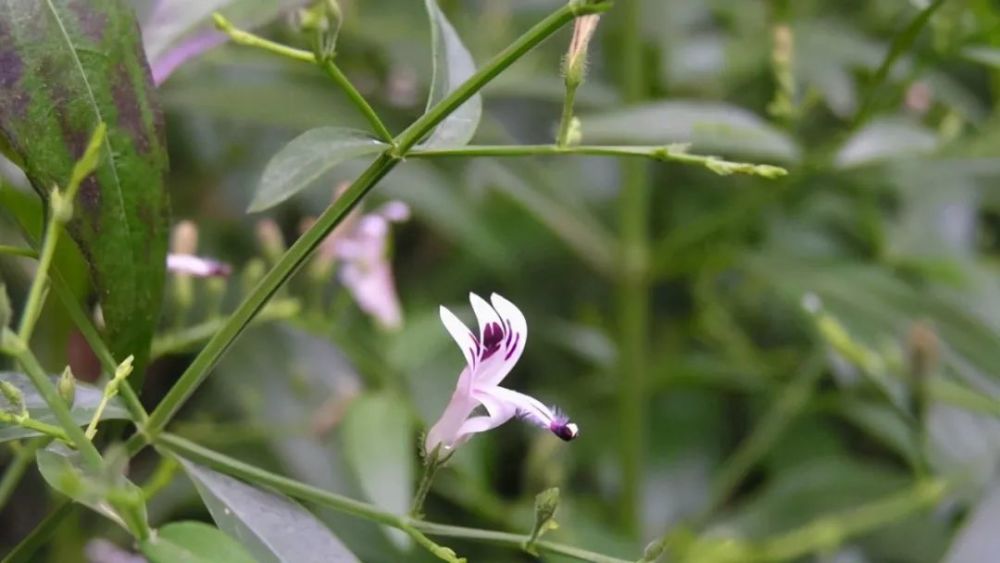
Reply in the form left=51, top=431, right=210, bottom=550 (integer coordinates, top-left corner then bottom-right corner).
left=425, top=293, right=578, bottom=454
left=329, top=201, right=410, bottom=330
left=166, top=254, right=231, bottom=278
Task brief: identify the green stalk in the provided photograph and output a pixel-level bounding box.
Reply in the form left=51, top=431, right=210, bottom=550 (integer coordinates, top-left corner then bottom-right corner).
left=616, top=0, right=649, bottom=536
left=139, top=0, right=614, bottom=443
left=213, top=14, right=393, bottom=143
left=157, top=433, right=630, bottom=563
left=0, top=245, right=37, bottom=258
left=1, top=333, right=102, bottom=469
left=555, top=84, right=579, bottom=147
left=407, top=145, right=786, bottom=177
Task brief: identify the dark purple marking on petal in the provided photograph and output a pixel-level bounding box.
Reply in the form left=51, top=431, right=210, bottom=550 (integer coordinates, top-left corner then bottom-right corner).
left=480, top=321, right=504, bottom=360
left=549, top=416, right=578, bottom=441
left=69, top=0, right=108, bottom=42
left=504, top=319, right=513, bottom=347
left=504, top=332, right=520, bottom=360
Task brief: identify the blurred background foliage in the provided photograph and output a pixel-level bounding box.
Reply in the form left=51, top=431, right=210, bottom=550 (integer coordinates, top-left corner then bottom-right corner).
left=3, top=0, right=1000, bottom=561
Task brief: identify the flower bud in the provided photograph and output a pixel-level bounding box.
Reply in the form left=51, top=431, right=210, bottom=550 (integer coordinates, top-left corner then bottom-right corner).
left=526, top=487, right=560, bottom=554
left=907, top=321, right=939, bottom=380
left=563, top=15, right=600, bottom=87
left=642, top=538, right=666, bottom=562
left=170, top=221, right=199, bottom=256
left=297, top=0, right=342, bottom=61
left=59, top=366, right=76, bottom=407
left=256, top=219, right=286, bottom=265
left=50, top=189, right=74, bottom=223
left=0, top=380, right=26, bottom=418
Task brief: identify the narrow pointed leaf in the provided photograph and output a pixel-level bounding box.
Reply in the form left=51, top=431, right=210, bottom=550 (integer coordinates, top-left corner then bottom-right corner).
left=0, top=372, right=130, bottom=442
left=341, top=392, right=412, bottom=549
left=0, top=0, right=169, bottom=373
left=180, top=459, right=360, bottom=563
left=141, top=521, right=256, bottom=563
left=421, top=0, right=481, bottom=148
left=251, top=127, right=385, bottom=212
left=36, top=445, right=146, bottom=532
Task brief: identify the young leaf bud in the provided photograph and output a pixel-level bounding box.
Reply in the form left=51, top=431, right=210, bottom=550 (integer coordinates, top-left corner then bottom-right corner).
left=59, top=366, right=76, bottom=407
left=0, top=380, right=26, bottom=418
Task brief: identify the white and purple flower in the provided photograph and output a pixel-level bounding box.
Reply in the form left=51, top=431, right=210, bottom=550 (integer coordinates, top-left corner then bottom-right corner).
left=425, top=293, right=578, bottom=454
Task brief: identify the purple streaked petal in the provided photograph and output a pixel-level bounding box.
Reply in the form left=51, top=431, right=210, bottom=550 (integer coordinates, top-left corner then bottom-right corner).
left=151, top=31, right=226, bottom=85
left=483, top=386, right=557, bottom=429
left=440, top=306, right=477, bottom=370
left=469, top=292, right=504, bottom=344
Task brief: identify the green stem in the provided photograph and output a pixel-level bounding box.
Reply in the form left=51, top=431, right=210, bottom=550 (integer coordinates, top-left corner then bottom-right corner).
left=139, top=0, right=613, bottom=444
left=0, top=414, right=70, bottom=442
left=156, top=433, right=630, bottom=563
left=555, top=84, right=579, bottom=147
left=1, top=332, right=102, bottom=469
left=616, top=0, right=648, bottom=537
left=755, top=479, right=948, bottom=561
left=48, top=274, right=148, bottom=425
left=0, top=245, right=37, bottom=258
left=319, top=60, right=394, bottom=142
left=213, top=14, right=393, bottom=143
left=151, top=299, right=301, bottom=359
left=15, top=205, right=61, bottom=341
left=410, top=448, right=445, bottom=517
left=408, top=145, right=787, bottom=177
left=0, top=438, right=50, bottom=509
left=701, top=353, right=824, bottom=521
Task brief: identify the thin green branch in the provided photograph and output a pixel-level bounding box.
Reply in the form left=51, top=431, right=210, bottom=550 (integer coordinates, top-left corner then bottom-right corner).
left=556, top=85, right=579, bottom=147
left=47, top=274, right=148, bottom=425
left=0, top=414, right=70, bottom=442
left=151, top=299, right=300, bottom=359
left=156, top=433, right=631, bottom=563
left=0, top=245, right=37, bottom=258
left=212, top=14, right=393, bottom=143
left=139, top=0, right=613, bottom=445
left=1, top=332, right=102, bottom=469
left=617, top=0, right=648, bottom=537
left=852, top=0, right=946, bottom=128
left=701, top=353, right=824, bottom=521
left=407, top=145, right=787, bottom=177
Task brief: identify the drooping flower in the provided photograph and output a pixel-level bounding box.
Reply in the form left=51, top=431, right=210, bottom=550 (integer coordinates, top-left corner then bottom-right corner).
left=166, top=221, right=231, bottom=277
left=326, top=200, right=410, bottom=330
left=166, top=254, right=232, bottom=278
left=425, top=293, right=578, bottom=455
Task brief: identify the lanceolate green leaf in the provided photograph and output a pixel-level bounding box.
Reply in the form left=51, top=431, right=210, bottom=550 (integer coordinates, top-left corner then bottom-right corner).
left=251, top=127, right=385, bottom=212
left=0, top=0, right=169, bottom=375
left=421, top=0, right=481, bottom=148
left=180, top=459, right=360, bottom=563
left=141, top=521, right=256, bottom=563
left=341, top=392, right=413, bottom=549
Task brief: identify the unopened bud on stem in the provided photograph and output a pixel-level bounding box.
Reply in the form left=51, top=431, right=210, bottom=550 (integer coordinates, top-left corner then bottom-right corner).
left=525, top=487, right=560, bottom=554
left=563, top=15, right=600, bottom=87
left=0, top=380, right=26, bottom=419
left=59, top=366, right=76, bottom=407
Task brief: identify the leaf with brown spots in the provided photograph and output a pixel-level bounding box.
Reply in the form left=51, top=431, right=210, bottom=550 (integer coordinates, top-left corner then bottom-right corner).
left=0, top=0, right=169, bottom=383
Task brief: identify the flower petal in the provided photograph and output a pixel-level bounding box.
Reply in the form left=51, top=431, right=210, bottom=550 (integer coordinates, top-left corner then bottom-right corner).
left=440, top=306, right=477, bottom=370
left=469, top=292, right=504, bottom=343
left=485, top=386, right=556, bottom=429
left=456, top=390, right=518, bottom=440
left=166, top=254, right=231, bottom=277
left=479, top=293, right=527, bottom=386
left=425, top=387, right=478, bottom=453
